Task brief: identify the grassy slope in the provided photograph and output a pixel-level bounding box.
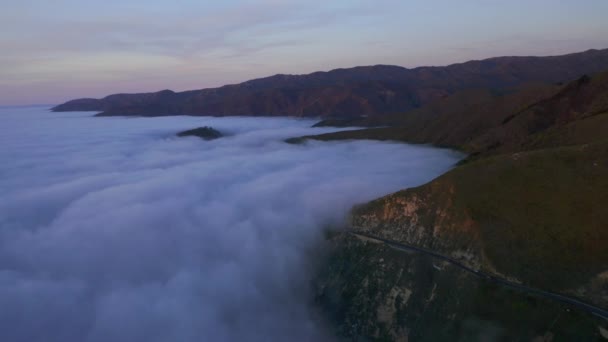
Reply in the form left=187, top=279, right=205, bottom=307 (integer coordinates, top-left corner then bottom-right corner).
left=350, top=140, right=608, bottom=292
left=442, top=142, right=607, bottom=290
left=314, top=71, right=608, bottom=340
left=521, top=111, right=608, bottom=150
left=469, top=73, right=608, bottom=156
left=294, top=72, right=608, bottom=156
left=342, top=72, right=608, bottom=296
left=290, top=83, right=558, bottom=150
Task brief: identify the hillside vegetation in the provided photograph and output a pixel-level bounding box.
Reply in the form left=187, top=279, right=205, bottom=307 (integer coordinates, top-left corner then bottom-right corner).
left=52, top=49, right=608, bottom=118
left=297, top=72, right=608, bottom=154
left=314, top=71, right=608, bottom=340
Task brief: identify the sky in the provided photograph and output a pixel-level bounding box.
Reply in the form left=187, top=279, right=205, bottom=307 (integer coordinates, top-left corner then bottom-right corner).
left=0, top=108, right=461, bottom=341
left=1, top=0, right=608, bottom=105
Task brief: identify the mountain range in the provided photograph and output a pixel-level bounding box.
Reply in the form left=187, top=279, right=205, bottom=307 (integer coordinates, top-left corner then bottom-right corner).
left=53, top=49, right=608, bottom=118
left=54, top=47, right=608, bottom=340
left=308, top=64, right=608, bottom=340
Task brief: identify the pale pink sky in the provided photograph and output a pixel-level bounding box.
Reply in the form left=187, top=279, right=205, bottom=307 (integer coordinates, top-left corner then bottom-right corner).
left=2, top=0, right=608, bottom=105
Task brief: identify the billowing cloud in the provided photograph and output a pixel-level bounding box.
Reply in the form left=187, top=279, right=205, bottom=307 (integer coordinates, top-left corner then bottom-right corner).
left=0, top=107, right=461, bottom=341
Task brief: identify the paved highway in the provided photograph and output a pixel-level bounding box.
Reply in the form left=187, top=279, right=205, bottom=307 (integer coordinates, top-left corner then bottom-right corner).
left=351, top=231, right=608, bottom=320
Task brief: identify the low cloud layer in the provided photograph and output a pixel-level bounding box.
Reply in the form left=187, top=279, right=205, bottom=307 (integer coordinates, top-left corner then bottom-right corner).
left=0, top=107, right=461, bottom=341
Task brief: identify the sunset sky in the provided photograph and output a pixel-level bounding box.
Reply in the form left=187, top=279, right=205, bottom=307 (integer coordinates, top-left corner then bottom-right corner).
left=2, top=0, right=608, bottom=105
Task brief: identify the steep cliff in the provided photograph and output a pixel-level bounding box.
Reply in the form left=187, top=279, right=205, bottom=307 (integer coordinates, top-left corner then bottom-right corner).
left=352, top=142, right=608, bottom=302
left=316, top=142, right=608, bottom=340
left=316, top=234, right=606, bottom=341
left=313, top=72, right=608, bottom=340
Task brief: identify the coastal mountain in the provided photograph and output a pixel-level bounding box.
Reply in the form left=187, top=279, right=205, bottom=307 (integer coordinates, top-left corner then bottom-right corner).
left=312, top=70, right=608, bottom=339
left=294, top=71, right=608, bottom=155
left=53, top=49, right=608, bottom=118
left=53, top=47, right=608, bottom=340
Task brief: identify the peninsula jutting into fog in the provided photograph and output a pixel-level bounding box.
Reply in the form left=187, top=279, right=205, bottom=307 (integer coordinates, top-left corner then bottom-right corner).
left=2, top=1, right=608, bottom=341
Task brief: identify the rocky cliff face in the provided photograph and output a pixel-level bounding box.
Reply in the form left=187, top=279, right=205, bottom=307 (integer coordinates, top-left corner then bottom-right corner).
left=315, top=141, right=608, bottom=340
left=316, top=233, right=606, bottom=341
left=350, top=182, right=485, bottom=273
left=357, top=141, right=608, bottom=299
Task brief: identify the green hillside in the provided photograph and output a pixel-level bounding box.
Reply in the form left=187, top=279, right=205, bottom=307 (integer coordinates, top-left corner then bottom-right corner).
left=313, top=71, right=608, bottom=340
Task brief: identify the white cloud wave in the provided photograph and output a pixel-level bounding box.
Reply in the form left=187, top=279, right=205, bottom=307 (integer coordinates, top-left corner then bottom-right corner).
left=0, top=107, right=461, bottom=341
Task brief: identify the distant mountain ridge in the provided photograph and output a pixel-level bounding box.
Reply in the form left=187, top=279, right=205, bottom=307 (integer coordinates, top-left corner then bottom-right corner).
left=53, top=48, right=608, bottom=117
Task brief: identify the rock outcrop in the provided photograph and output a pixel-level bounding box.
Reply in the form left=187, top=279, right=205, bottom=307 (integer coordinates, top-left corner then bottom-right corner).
left=176, top=126, right=223, bottom=140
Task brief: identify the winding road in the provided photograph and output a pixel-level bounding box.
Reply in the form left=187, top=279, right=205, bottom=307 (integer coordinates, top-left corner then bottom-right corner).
left=350, top=231, right=608, bottom=320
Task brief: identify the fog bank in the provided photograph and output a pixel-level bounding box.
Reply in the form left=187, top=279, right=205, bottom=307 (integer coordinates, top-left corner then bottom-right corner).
left=0, top=107, right=461, bottom=341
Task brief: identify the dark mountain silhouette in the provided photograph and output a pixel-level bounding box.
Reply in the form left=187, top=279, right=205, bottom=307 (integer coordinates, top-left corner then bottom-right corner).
left=53, top=49, right=608, bottom=117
